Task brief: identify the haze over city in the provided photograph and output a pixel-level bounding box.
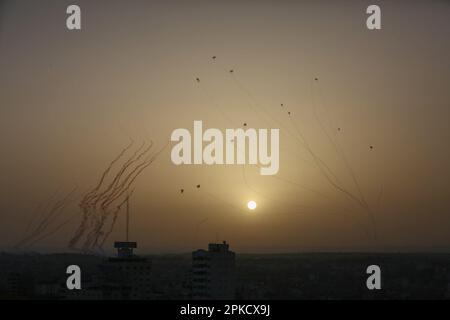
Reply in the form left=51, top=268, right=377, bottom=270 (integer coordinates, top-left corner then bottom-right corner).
left=1, top=0, right=449, bottom=253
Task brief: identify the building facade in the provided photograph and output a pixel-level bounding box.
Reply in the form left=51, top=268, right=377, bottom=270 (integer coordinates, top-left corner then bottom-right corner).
left=192, top=241, right=236, bottom=299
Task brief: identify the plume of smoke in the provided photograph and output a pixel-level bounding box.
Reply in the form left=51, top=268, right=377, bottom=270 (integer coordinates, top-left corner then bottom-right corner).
left=68, top=140, right=166, bottom=253
left=15, top=187, right=78, bottom=249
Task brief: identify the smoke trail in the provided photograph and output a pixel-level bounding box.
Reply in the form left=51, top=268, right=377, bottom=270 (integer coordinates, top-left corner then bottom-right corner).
left=68, top=140, right=166, bottom=253
left=16, top=187, right=78, bottom=249
left=210, top=60, right=378, bottom=239
left=309, top=78, right=378, bottom=238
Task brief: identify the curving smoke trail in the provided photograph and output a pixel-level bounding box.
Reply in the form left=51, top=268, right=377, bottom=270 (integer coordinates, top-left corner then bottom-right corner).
left=69, top=140, right=167, bottom=253
left=15, top=187, right=78, bottom=249
left=193, top=56, right=381, bottom=240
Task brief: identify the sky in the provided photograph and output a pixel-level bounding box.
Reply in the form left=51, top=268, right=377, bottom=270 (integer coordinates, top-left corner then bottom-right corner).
left=0, top=0, right=449, bottom=253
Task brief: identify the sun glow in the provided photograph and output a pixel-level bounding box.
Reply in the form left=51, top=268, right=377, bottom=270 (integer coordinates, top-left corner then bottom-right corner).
left=247, top=200, right=257, bottom=210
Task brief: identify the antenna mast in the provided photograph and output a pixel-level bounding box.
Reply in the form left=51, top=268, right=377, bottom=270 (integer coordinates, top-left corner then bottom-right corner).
left=126, top=194, right=130, bottom=242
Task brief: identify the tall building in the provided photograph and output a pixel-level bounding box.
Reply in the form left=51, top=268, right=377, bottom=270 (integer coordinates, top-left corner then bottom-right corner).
left=64, top=241, right=153, bottom=300
left=192, top=241, right=236, bottom=299
left=99, top=196, right=153, bottom=299
left=99, top=241, right=153, bottom=300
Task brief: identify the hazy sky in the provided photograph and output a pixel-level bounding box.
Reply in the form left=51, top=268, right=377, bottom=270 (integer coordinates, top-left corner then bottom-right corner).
left=1, top=0, right=449, bottom=253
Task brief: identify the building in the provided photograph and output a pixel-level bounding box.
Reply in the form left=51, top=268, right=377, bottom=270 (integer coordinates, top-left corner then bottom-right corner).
left=63, top=241, right=152, bottom=300
left=5, top=272, right=33, bottom=298
left=99, top=241, right=153, bottom=300
left=97, top=197, right=153, bottom=299
left=35, top=281, right=64, bottom=298
left=192, top=241, right=236, bottom=299
left=64, top=282, right=103, bottom=300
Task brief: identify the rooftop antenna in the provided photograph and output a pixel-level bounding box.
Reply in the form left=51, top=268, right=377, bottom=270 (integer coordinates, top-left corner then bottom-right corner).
left=126, top=193, right=130, bottom=242
left=114, top=192, right=137, bottom=258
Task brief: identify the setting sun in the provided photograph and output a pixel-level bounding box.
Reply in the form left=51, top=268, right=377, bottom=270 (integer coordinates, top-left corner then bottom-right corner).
left=247, top=201, right=257, bottom=210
